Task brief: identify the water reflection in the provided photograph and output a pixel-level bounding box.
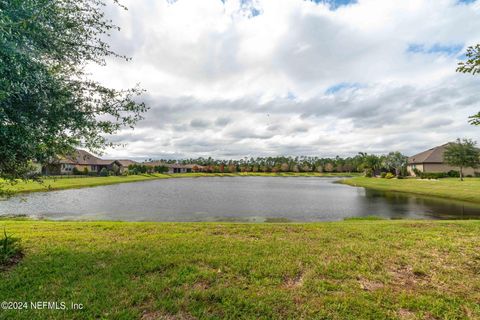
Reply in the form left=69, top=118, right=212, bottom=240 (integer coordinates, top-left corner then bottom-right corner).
left=0, top=177, right=479, bottom=222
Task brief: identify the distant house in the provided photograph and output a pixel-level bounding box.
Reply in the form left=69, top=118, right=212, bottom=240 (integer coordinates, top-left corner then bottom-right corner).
left=115, top=159, right=138, bottom=173
left=42, top=150, right=137, bottom=175
left=168, top=164, right=203, bottom=174
left=143, top=161, right=204, bottom=174
left=407, top=143, right=480, bottom=176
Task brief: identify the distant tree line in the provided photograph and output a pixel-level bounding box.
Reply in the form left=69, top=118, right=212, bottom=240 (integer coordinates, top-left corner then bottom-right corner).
left=147, top=152, right=409, bottom=176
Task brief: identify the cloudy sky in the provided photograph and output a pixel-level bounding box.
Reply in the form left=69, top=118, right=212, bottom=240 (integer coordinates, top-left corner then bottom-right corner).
left=93, top=0, right=480, bottom=160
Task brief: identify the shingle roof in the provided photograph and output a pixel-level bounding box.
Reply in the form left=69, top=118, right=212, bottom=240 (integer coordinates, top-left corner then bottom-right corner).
left=408, top=143, right=450, bottom=164
left=59, top=149, right=102, bottom=165
left=116, top=159, right=138, bottom=167
left=143, top=161, right=168, bottom=167
left=58, top=150, right=135, bottom=166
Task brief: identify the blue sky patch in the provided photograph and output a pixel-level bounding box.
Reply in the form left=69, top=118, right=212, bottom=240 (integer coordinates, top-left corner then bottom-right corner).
left=308, top=0, right=357, bottom=10
left=407, top=43, right=464, bottom=56
left=286, top=91, right=297, bottom=100
left=325, top=83, right=361, bottom=94
left=238, top=0, right=263, bottom=18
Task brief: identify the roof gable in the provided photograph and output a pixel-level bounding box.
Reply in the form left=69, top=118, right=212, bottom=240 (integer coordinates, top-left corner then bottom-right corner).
left=408, top=143, right=450, bottom=164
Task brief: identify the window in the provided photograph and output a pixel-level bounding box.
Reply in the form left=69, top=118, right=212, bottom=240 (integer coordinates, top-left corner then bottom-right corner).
left=62, top=164, right=74, bottom=172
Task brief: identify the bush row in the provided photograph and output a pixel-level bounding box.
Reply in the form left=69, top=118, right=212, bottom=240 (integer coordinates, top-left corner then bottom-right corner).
left=413, top=169, right=462, bottom=179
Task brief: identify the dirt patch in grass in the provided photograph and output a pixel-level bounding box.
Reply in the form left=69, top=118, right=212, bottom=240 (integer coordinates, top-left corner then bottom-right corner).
left=358, top=278, right=384, bottom=291
left=397, top=308, right=416, bottom=319
left=0, top=251, right=23, bottom=271
left=141, top=311, right=196, bottom=320
left=401, top=223, right=436, bottom=229
left=389, top=265, right=430, bottom=291
left=283, top=271, right=305, bottom=289
left=191, top=280, right=211, bottom=291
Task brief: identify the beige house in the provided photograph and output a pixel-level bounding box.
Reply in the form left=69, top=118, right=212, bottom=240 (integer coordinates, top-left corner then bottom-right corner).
left=42, top=150, right=137, bottom=175
left=143, top=161, right=204, bottom=173
left=407, top=143, right=479, bottom=176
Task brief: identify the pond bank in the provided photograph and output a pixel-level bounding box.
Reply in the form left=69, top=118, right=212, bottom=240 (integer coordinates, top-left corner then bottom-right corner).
left=1, top=219, right=479, bottom=319
left=341, top=176, right=480, bottom=204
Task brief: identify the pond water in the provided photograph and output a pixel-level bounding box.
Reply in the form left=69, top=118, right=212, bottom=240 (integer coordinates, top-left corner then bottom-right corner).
left=1, top=177, right=480, bottom=222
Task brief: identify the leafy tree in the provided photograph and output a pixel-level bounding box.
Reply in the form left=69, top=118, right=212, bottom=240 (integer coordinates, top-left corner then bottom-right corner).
left=0, top=0, right=147, bottom=185
left=444, top=139, right=480, bottom=181
left=383, top=151, right=408, bottom=176
left=111, top=163, right=120, bottom=176
left=324, top=163, right=334, bottom=172
left=153, top=165, right=169, bottom=173
left=128, top=164, right=148, bottom=175
left=357, top=152, right=381, bottom=177
left=457, top=44, right=480, bottom=125
left=99, top=168, right=109, bottom=177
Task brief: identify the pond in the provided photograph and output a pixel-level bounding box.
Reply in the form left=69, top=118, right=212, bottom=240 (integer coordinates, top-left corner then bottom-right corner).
left=1, top=177, right=480, bottom=222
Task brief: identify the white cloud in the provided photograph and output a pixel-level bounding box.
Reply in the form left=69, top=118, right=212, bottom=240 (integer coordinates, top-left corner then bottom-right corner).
left=90, top=0, right=480, bottom=160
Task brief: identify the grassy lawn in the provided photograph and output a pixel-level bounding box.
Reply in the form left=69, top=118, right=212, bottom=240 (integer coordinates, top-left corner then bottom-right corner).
left=0, top=220, right=479, bottom=319
left=2, top=172, right=359, bottom=194
left=341, top=177, right=480, bottom=204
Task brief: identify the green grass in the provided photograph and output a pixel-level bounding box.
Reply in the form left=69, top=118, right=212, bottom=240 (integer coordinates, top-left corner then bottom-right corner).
left=341, top=177, right=480, bottom=204
left=2, top=172, right=359, bottom=194
left=0, top=220, right=479, bottom=319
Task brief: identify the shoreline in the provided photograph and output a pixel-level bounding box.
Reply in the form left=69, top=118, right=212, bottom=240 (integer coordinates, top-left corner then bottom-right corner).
left=340, top=176, right=480, bottom=204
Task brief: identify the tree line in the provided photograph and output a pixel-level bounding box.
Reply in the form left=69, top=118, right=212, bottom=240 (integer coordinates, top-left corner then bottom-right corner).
left=146, top=151, right=408, bottom=175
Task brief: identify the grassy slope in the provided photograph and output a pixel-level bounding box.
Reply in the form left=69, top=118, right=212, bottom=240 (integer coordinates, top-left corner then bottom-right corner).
left=1, top=220, right=479, bottom=319
left=341, top=177, right=480, bottom=204
left=2, top=172, right=359, bottom=194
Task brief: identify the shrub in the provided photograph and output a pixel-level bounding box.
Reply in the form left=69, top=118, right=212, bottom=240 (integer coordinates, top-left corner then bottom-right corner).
left=413, top=168, right=422, bottom=176
left=111, top=164, right=120, bottom=176
left=447, top=170, right=460, bottom=178
left=419, top=172, right=446, bottom=179
left=72, top=167, right=81, bottom=175
left=385, top=172, right=395, bottom=179
left=380, top=172, right=387, bottom=178
left=364, top=168, right=373, bottom=178
left=1, top=229, right=22, bottom=267
left=127, top=164, right=148, bottom=175
left=99, top=168, right=109, bottom=177
left=83, top=167, right=89, bottom=175
left=154, top=165, right=169, bottom=173
left=397, top=175, right=404, bottom=179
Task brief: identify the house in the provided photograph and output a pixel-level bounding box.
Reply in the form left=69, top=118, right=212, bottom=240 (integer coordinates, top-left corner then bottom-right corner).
left=115, top=159, right=138, bottom=174
left=407, top=143, right=480, bottom=176
left=42, top=150, right=137, bottom=175
left=143, top=161, right=204, bottom=173
left=168, top=164, right=203, bottom=174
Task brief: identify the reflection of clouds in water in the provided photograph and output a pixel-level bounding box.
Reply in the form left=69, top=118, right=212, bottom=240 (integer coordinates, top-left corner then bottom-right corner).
left=1, top=177, right=479, bottom=222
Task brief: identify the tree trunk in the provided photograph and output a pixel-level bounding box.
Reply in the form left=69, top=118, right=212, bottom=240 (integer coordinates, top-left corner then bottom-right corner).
left=460, top=167, right=463, bottom=181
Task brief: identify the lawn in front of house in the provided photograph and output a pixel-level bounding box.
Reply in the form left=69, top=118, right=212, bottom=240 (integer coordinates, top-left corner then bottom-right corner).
left=0, top=220, right=479, bottom=319
left=341, top=177, right=480, bottom=204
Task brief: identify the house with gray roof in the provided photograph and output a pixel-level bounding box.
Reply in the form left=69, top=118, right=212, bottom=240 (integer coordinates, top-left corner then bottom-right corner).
left=42, top=150, right=137, bottom=175
left=407, top=143, right=480, bottom=177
